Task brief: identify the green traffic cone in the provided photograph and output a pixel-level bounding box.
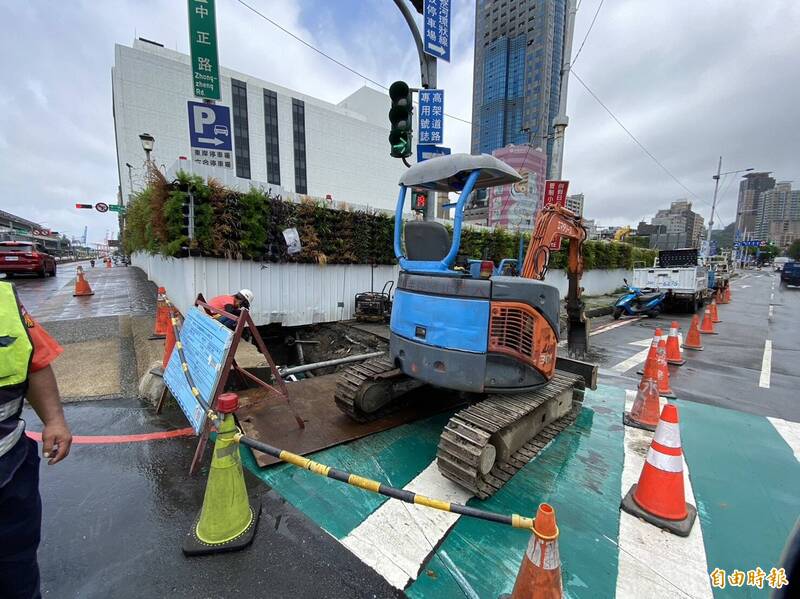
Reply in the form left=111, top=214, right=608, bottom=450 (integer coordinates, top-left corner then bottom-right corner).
left=183, top=393, right=261, bottom=556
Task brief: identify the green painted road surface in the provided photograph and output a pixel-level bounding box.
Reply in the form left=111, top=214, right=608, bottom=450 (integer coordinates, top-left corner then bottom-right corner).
left=243, top=383, right=800, bottom=597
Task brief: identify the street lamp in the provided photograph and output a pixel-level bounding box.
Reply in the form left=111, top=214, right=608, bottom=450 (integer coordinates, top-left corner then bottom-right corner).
left=706, top=157, right=753, bottom=247
left=139, top=133, right=155, bottom=164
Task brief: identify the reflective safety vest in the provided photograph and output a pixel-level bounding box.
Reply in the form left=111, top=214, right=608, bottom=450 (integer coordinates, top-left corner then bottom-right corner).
left=0, top=281, right=33, bottom=457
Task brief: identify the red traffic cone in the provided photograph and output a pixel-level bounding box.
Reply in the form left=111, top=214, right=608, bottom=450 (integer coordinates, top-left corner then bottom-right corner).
left=72, top=266, right=94, bottom=297
left=621, top=404, right=697, bottom=536
left=150, top=287, right=169, bottom=339
left=699, top=307, right=717, bottom=335
left=710, top=299, right=721, bottom=323
left=656, top=338, right=676, bottom=398
left=507, top=503, right=563, bottom=599
left=682, top=315, right=704, bottom=350
left=725, top=286, right=731, bottom=303
left=665, top=322, right=685, bottom=365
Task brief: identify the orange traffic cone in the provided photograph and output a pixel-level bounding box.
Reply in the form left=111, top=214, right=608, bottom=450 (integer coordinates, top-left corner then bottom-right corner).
left=621, top=404, right=697, bottom=536
left=682, top=315, right=703, bottom=350
left=624, top=375, right=661, bottom=432
left=725, top=286, right=731, bottom=303
left=507, top=503, right=563, bottom=599
left=72, top=266, right=94, bottom=297
left=637, top=328, right=662, bottom=376
left=105, top=258, right=112, bottom=268
left=718, top=286, right=729, bottom=305
left=665, top=322, right=685, bottom=365
left=699, top=306, right=717, bottom=335
left=656, top=338, right=676, bottom=398
left=150, top=287, right=169, bottom=339
left=710, top=299, right=721, bottom=323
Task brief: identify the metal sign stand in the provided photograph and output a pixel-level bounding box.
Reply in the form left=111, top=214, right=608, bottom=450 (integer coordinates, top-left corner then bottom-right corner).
left=187, top=294, right=304, bottom=475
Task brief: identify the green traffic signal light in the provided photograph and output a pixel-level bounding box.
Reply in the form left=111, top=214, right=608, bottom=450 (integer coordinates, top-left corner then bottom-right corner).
left=389, top=81, right=413, bottom=159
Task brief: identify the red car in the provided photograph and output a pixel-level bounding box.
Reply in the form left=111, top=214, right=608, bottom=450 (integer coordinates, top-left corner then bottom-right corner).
left=0, top=241, right=57, bottom=277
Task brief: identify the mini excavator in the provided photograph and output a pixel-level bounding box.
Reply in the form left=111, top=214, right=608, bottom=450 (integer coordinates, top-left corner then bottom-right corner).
left=334, top=153, right=596, bottom=498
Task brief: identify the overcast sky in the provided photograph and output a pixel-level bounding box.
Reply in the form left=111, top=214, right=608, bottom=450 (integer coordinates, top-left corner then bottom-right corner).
left=1, top=0, right=798, bottom=244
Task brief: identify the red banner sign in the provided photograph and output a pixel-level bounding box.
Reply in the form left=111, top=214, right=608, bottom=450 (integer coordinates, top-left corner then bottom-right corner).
left=543, top=180, right=569, bottom=249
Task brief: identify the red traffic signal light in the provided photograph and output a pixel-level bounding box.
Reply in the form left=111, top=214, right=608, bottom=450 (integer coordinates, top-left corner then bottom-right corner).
left=412, top=190, right=427, bottom=212
left=75, top=203, right=93, bottom=209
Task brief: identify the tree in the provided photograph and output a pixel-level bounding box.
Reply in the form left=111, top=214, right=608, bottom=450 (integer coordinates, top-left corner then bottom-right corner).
left=788, top=239, right=800, bottom=260
left=710, top=222, right=735, bottom=250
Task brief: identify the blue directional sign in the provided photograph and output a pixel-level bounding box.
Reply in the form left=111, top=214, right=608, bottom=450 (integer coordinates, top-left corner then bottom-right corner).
left=418, top=89, right=444, bottom=145
left=734, top=240, right=766, bottom=248
left=417, top=144, right=451, bottom=163
left=423, top=0, right=451, bottom=62
left=187, top=101, right=232, bottom=151
left=164, top=307, right=234, bottom=434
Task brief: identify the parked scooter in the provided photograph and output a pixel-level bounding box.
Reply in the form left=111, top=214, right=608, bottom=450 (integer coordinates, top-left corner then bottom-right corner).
left=613, top=279, right=666, bottom=319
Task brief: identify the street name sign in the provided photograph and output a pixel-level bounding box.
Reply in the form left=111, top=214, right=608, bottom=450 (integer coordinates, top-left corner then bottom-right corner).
left=423, top=0, right=451, bottom=62
left=164, top=307, right=234, bottom=434
left=417, top=144, right=451, bottom=163
left=109, top=204, right=125, bottom=213
left=418, top=89, right=444, bottom=144
left=734, top=240, right=766, bottom=248
left=188, top=0, right=221, bottom=100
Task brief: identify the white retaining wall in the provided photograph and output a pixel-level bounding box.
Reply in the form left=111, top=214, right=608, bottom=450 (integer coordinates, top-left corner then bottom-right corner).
left=132, top=253, right=630, bottom=326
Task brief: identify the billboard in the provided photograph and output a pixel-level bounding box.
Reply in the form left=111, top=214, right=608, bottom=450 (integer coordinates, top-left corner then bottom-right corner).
left=487, top=145, right=547, bottom=232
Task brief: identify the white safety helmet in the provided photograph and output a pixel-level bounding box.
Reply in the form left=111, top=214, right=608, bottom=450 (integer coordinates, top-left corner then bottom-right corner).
left=238, top=288, right=255, bottom=306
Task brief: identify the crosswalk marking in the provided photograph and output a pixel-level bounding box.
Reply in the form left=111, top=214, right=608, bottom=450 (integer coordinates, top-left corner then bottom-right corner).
left=341, top=461, right=473, bottom=590
left=616, top=392, right=712, bottom=599
left=768, top=417, right=800, bottom=462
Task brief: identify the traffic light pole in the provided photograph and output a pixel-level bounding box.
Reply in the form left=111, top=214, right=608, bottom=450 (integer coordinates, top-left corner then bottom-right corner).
left=548, top=0, right=577, bottom=181
left=393, top=0, right=437, bottom=220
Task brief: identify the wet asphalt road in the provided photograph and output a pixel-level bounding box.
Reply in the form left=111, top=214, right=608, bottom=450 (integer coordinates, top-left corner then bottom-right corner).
left=588, top=268, right=799, bottom=421
left=2, top=260, right=90, bottom=314
left=13, top=265, right=797, bottom=597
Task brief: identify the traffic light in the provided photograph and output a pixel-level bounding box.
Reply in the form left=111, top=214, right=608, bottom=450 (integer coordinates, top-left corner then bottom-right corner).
left=75, top=203, right=93, bottom=209
left=411, top=188, right=427, bottom=212
left=389, top=81, right=413, bottom=159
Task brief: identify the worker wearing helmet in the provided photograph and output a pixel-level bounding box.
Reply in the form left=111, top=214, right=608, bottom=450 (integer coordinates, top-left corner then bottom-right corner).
left=208, top=289, right=254, bottom=329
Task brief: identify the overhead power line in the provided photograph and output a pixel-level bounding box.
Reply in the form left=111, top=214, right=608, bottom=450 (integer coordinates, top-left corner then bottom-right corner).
left=572, top=0, right=604, bottom=66
left=234, top=0, right=471, bottom=125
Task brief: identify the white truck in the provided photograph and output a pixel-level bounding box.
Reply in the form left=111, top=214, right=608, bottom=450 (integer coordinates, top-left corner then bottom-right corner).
left=632, top=248, right=711, bottom=313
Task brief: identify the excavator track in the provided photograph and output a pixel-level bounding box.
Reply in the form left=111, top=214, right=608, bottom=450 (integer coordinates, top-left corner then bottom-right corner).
left=334, top=356, right=423, bottom=422
left=436, top=371, right=585, bottom=499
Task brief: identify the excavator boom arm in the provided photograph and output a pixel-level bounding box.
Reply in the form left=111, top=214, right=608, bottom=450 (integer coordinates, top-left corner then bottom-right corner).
left=520, top=204, right=589, bottom=357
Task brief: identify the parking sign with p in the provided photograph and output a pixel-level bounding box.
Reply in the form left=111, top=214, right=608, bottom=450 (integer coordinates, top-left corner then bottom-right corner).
left=187, top=101, right=232, bottom=151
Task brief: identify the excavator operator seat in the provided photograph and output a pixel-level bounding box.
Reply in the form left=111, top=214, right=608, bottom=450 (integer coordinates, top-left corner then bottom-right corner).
left=404, top=221, right=451, bottom=262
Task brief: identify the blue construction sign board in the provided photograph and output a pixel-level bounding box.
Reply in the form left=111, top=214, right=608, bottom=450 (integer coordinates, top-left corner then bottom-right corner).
left=187, top=101, right=232, bottom=151
left=418, top=89, right=444, bottom=145
left=423, top=0, right=451, bottom=62
left=164, top=307, right=234, bottom=434
left=417, top=144, right=451, bottom=163
left=734, top=240, right=766, bottom=248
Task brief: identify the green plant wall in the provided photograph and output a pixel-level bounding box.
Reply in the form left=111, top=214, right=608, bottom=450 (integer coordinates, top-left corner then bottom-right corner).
left=124, top=172, right=656, bottom=270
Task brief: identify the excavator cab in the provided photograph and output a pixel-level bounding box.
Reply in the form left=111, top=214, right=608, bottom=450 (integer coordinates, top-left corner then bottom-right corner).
left=389, top=153, right=565, bottom=393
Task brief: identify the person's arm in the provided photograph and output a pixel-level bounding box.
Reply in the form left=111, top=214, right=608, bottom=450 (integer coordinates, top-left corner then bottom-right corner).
left=26, top=365, right=72, bottom=465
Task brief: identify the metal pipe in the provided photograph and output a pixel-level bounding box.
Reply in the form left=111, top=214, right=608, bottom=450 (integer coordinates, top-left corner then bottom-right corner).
left=279, top=351, right=385, bottom=376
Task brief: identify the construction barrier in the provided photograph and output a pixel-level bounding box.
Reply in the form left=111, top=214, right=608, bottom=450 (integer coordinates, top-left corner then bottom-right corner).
left=150, top=286, right=170, bottom=339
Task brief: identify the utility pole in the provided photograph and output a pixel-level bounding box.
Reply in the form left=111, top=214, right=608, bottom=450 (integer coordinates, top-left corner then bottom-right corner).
left=393, top=0, right=438, bottom=220
left=707, top=156, right=723, bottom=247
left=548, top=0, right=578, bottom=180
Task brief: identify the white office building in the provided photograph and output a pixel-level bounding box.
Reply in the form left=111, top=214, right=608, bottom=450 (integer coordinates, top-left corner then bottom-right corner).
left=112, top=38, right=406, bottom=210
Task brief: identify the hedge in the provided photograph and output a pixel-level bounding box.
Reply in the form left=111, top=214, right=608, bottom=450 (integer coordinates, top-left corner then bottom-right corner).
left=124, top=171, right=656, bottom=270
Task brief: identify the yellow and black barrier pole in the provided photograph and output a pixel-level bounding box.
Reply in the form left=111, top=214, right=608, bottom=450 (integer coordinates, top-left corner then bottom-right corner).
left=236, top=433, right=536, bottom=531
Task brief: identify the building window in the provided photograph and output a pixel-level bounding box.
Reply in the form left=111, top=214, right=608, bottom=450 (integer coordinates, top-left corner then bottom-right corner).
left=263, top=89, right=280, bottom=186
left=231, top=79, right=251, bottom=179
left=292, top=98, right=307, bottom=194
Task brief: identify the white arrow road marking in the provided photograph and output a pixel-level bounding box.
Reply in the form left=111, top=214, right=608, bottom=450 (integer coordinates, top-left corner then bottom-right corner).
left=558, top=316, right=642, bottom=347
left=616, top=391, right=712, bottom=599
left=740, top=285, right=751, bottom=289
left=769, top=305, right=774, bottom=319
left=759, top=340, right=772, bottom=388
left=768, top=417, right=800, bottom=462
left=341, top=462, right=473, bottom=590
left=611, top=347, right=651, bottom=373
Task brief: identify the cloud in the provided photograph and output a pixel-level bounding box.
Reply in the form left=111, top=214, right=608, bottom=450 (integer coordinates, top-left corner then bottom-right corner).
left=1, top=0, right=797, bottom=243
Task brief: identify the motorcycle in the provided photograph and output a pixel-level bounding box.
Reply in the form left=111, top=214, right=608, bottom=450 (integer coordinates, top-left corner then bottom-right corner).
left=90, top=259, right=96, bottom=268
left=613, top=279, right=666, bottom=319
